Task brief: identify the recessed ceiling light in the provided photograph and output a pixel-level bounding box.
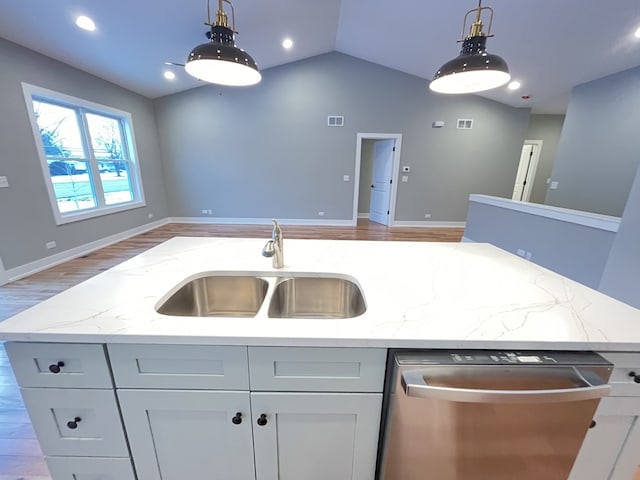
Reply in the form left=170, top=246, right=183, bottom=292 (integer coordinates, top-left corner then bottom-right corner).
left=282, top=38, right=294, bottom=50
left=508, top=81, right=521, bottom=90
left=164, top=71, right=176, bottom=80
left=75, top=15, right=96, bottom=32
left=635, top=26, right=640, bottom=38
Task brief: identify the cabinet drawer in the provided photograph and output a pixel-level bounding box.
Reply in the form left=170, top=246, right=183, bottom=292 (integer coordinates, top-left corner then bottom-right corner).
left=21, top=388, right=129, bottom=457
left=598, top=352, right=640, bottom=396
left=108, top=344, right=249, bottom=389
left=46, top=456, right=136, bottom=480
left=248, top=347, right=387, bottom=392
left=6, top=342, right=112, bottom=388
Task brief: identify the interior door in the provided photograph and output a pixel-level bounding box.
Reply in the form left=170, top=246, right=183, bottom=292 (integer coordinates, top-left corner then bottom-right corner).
left=369, top=139, right=395, bottom=225
left=512, top=144, right=536, bottom=201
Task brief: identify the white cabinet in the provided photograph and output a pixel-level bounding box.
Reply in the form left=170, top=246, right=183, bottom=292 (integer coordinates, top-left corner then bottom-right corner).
left=251, top=392, right=381, bottom=480
left=117, top=389, right=255, bottom=480
left=570, top=352, right=640, bottom=480
left=109, top=344, right=385, bottom=480
left=6, top=342, right=135, bottom=480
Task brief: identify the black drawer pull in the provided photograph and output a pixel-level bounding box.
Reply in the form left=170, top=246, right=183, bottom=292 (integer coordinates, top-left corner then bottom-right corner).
left=232, top=412, right=243, bottom=425
left=257, top=414, right=268, bottom=426
left=66, top=417, right=82, bottom=429
left=629, top=371, right=640, bottom=383
left=49, top=361, right=65, bottom=374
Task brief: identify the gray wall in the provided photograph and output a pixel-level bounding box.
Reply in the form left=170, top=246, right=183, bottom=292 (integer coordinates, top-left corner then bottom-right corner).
left=154, top=52, right=531, bottom=222
left=524, top=115, right=565, bottom=204
left=599, top=164, right=640, bottom=308
left=357, top=140, right=374, bottom=214
left=545, top=66, right=640, bottom=216
left=463, top=201, right=617, bottom=289
left=0, top=38, right=168, bottom=270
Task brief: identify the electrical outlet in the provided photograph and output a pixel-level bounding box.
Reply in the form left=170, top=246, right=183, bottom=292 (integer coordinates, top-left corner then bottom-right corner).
left=318, top=211, right=325, bottom=217
left=402, top=176, right=409, bottom=182
left=207, top=209, right=212, bottom=215
left=148, top=213, right=154, bottom=219
left=343, top=175, right=350, bottom=182
left=0, top=176, right=8, bottom=188
left=525, top=251, right=532, bottom=260
left=46, top=241, right=57, bottom=250
left=424, top=214, right=431, bottom=219
left=201, top=209, right=208, bottom=214
left=516, top=249, right=525, bottom=257
left=550, top=181, right=559, bottom=190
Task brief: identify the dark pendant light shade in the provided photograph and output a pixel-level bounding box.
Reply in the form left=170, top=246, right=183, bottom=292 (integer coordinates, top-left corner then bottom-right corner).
left=185, top=0, right=261, bottom=87
left=429, top=2, right=510, bottom=94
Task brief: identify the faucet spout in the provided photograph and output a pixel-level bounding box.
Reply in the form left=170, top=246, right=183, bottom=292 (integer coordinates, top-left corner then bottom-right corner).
left=262, top=219, right=284, bottom=268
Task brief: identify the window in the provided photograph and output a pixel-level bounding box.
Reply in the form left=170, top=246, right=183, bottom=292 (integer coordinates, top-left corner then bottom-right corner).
left=22, top=84, right=145, bottom=224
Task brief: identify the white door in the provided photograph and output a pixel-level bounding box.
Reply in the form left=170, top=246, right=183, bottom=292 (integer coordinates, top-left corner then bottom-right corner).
left=0, top=255, right=7, bottom=286
left=512, top=142, right=540, bottom=202
left=251, top=392, right=382, bottom=480
left=369, top=139, right=395, bottom=225
left=117, top=389, right=255, bottom=480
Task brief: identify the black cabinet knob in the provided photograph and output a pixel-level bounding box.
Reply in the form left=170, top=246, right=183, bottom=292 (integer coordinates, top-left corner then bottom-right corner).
left=256, top=414, right=268, bottom=426
left=232, top=412, right=242, bottom=425
left=589, top=420, right=597, bottom=429
left=66, top=417, right=82, bottom=429
left=629, top=371, right=640, bottom=383
left=49, top=361, right=65, bottom=374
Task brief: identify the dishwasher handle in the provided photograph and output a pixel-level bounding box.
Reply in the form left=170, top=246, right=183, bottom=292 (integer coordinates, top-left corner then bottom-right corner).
left=401, top=368, right=611, bottom=404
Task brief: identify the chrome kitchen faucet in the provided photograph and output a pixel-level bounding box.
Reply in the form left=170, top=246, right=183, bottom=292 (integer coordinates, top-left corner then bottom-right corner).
left=262, top=219, right=284, bottom=268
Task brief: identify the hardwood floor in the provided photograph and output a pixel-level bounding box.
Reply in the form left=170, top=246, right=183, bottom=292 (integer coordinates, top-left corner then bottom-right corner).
left=0, top=220, right=462, bottom=479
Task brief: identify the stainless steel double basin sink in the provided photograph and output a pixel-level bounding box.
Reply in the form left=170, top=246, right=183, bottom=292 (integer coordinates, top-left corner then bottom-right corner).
left=156, top=273, right=366, bottom=319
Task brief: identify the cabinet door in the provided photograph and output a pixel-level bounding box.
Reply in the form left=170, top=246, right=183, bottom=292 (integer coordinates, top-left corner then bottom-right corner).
left=117, top=389, right=255, bottom=480
left=611, top=415, right=640, bottom=480
left=568, top=415, right=634, bottom=480
left=251, top=392, right=382, bottom=480
left=46, top=457, right=136, bottom=480
left=20, top=388, right=129, bottom=457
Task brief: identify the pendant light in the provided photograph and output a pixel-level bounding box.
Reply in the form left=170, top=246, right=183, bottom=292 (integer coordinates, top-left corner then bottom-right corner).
left=185, top=0, right=261, bottom=87
left=429, top=0, right=510, bottom=94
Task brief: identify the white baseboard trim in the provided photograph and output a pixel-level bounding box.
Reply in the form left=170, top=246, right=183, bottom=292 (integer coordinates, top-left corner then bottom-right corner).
left=461, top=236, right=475, bottom=243
left=357, top=213, right=369, bottom=218
left=391, top=221, right=466, bottom=228
left=168, top=217, right=355, bottom=227
left=2, top=218, right=169, bottom=286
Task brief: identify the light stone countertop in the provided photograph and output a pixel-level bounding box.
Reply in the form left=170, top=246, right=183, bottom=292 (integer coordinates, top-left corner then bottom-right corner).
left=0, top=237, right=639, bottom=351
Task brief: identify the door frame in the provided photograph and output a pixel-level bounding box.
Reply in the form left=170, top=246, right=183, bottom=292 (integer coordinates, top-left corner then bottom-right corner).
left=513, top=139, right=543, bottom=202
left=352, top=133, right=402, bottom=226
left=0, top=255, right=7, bottom=286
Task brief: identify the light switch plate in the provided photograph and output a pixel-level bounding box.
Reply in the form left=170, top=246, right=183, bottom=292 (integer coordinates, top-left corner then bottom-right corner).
left=550, top=181, right=559, bottom=190
left=343, top=175, right=350, bottom=182
left=0, top=176, right=8, bottom=188
left=401, top=176, right=409, bottom=182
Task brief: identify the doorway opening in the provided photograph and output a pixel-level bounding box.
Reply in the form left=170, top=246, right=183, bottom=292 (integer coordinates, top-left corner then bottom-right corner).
left=353, top=133, right=402, bottom=226
left=512, top=140, right=543, bottom=202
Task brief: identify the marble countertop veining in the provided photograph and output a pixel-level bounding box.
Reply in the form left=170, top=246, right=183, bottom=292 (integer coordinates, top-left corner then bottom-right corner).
left=0, top=237, right=639, bottom=351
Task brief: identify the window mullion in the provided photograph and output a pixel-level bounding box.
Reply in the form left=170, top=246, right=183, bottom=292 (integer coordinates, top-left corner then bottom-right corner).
left=78, top=108, right=106, bottom=208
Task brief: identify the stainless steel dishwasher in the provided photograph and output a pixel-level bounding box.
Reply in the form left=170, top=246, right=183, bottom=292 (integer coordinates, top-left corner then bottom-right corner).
left=378, top=350, right=613, bottom=480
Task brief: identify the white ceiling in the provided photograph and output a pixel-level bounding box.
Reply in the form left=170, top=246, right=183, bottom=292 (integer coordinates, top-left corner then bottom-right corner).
left=1, top=0, right=640, bottom=114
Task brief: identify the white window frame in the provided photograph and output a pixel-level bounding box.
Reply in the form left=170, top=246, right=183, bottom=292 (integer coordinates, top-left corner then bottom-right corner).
left=22, top=83, right=146, bottom=225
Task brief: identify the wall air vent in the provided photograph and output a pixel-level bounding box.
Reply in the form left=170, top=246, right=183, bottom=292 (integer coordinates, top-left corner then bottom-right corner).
left=457, top=119, right=474, bottom=129
left=327, top=116, right=345, bottom=127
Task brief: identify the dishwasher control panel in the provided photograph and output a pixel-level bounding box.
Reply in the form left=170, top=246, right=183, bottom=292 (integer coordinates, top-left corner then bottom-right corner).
left=395, top=350, right=612, bottom=366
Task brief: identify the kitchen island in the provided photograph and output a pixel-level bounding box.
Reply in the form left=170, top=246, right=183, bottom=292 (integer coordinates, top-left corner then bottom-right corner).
left=1, top=237, right=639, bottom=480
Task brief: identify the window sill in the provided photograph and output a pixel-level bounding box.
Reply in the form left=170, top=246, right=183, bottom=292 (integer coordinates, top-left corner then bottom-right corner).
left=54, top=200, right=147, bottom=225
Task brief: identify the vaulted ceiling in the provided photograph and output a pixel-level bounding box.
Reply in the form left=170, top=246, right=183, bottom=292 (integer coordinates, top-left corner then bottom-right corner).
left=2, top=0, right=640, bottom=114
